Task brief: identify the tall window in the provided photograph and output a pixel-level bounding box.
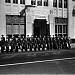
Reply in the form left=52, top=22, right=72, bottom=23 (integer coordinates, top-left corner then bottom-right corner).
left=13, top=0, right=18, bottom=4
left=37, top=0, right=42, bottom=6
left=44, top=0, right=48, bottom=6
left=64, top=0, right=67, bottom=8
left=5, top=0, right=11, bottom=3
left=20, top=0, right=25, bottom=4
left=59, top=0, right=62, bottom=8
left=55, top=18, right=67, bottom=37
left=72, top=6, right=75, bottom=16
left=31, top=0, right=36, bottom=5
left=55, top=25, right=67, bottom=37
left=53, top=0, right=57, bottom=7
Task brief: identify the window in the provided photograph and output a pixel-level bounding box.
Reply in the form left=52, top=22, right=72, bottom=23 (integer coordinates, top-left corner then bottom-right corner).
left=58, top=25, right=62, bottom=33
left=44, top=0, right=48, bottom=6
left=31, top=0, right=36, bottom=5
left=6, top=15, right=25, bottom=36
left=72, top=6, right=75, bottom=16
left=55, top=18, right=67, bottom=37
left=55, top=25, right=67, bottom=37
left=63, top=25, right=67, bottom=33
left=64, top=0, right=67, bottom=8
left=13, top=0, right=18, bottom=4
left=55, top=25, right=57, bottom=33
left=37, top=0, right=42, bottom=6
left=59, top=0, right=62, bottom=8
left=53, top=0, right=57, bottom=7
left=5, top=0, right=11, bottom=3
left=20, top=0, right=25, bottom=4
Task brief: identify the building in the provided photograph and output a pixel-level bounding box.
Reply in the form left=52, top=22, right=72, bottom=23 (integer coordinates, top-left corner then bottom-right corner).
left=0, top=0, right=75, bottom=39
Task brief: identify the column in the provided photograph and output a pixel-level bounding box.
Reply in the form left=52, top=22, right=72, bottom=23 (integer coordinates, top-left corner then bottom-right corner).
left=68, top=0, right=75, bottom=38
left=26, top=10, right=33, bottom=37
left=0, top=0, right=6, bottom=39
left=49, top=14, right=55, bottom=37
left=62, top=0, right=64, bottom=17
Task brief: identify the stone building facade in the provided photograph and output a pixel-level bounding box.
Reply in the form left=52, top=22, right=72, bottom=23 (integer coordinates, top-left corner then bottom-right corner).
left=0, top=0, right=75, bottom=38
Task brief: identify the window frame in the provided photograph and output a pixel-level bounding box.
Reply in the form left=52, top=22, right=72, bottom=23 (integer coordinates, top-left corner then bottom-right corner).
left=13, top=0, right=18, bottom=4
left=59, top=0, right=62, bottom=8
left=64, top=0, right=67, bottom=8
left=53, top=0, right=57, bottom=7
left=37, top=0, right=42, bottom=6
left=5, top=0, right=11, bottom=3
left=20, top=0, right=25, bottom=4
left=31, top=0, right=36, bottom=5
left=44, top=0, right=48, bottom=6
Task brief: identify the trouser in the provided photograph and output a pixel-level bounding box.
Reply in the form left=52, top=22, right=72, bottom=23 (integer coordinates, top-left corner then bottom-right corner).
left=1, top=46, right=5, bottom=53
left=15, top=46, right=18, bottom=52
left=10, top=46, right=13, bottom=52
left=6, top=46, right=9, bottom=52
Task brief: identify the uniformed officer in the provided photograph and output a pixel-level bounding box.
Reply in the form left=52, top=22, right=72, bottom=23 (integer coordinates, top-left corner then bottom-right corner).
left=65, top=36, right=70, bottom=49
left=11, top=36, right=16, bottom=52
left=1, top=35, right=5, bottom=53
left=42, top=35, right=47, bottom=50
left=49, top=35, right=52, bottom=50
left=9, top=38, right=13, bottom=52
left=18, top=35, right=21, bottom=50
left=64, top=36, right=68, bottom=49
left=25, top=38, right=28, bottom=52
left=15, top=38, right=19, bottom=52
left=46, top=36, right=50, bottom=50
left=5, top=38, right=9, bottom=53
left=68, top=37, right=71, bottom=49
left=1, top=35, right=5, bottom=42
left=52, top=35, right=55, bottom=49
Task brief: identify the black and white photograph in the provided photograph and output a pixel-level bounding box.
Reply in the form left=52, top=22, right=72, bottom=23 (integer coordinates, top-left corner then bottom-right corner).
left=0, top=0, right=75, bottom=74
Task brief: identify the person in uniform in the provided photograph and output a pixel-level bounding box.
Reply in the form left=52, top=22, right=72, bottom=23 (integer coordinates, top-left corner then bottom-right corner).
left=67, top=37, right=71, bottom=49
left=1, top=35, right=5, bottom=42
left=15, top=38, right=19, bottom=52
left=46, top=36, right=49, bottom=50
left=9, top=38, right=13, bottom=52
left=64, top=36, right=68, bottom=49
left=1, top=35, right=5, bottom=53
left=52, top=35, right=55, bottom=49
left=11, top=36, right=16, bottom=52
left=5, top=38, right=9, bottom=53
left=25, top=37, right=28, bottom=52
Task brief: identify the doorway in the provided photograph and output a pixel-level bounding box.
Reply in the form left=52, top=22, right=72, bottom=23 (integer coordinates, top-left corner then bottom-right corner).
left=33, top=19, right=50, bottom=37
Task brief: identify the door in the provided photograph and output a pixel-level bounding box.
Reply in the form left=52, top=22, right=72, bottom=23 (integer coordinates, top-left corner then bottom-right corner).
left=34, top=27, right=40, bottom=37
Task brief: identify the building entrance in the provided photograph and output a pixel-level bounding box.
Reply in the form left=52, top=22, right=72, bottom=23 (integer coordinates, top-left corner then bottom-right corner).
left=33, top=19, right=50, bottom=37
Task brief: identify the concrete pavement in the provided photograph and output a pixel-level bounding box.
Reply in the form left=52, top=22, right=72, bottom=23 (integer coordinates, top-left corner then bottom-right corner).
left=0, top=58, right=75, bottom=74
left=0, top=49, right=75, bottom=65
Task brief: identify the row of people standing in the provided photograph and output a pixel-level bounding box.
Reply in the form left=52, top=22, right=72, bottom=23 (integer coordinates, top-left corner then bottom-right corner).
left=0, top=35, right=70, bottom=53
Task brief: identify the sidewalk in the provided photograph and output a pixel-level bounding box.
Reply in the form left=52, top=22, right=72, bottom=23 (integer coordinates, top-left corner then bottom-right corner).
left=0, top=49, right=75, bottom=58
left=0, top=49, right=75, bottom=65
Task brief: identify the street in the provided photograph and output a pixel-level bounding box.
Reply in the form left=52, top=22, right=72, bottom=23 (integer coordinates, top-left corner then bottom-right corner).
left=0, top=49, right=75, bottom=74
left=0, top=58, right=75, bottom=74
